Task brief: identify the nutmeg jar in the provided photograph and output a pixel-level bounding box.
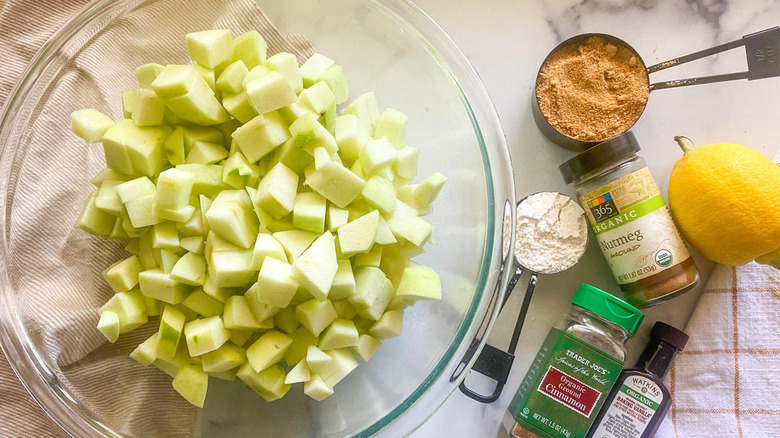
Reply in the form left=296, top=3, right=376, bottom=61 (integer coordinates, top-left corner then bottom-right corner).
left=559, top=132, right=699, bottom=308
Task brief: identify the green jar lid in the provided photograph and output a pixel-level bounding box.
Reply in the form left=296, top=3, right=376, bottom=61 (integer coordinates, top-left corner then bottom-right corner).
left=572, top=284, right=644, bottom=335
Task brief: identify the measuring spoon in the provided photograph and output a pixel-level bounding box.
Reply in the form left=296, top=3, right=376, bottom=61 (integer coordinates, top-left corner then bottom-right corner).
left=459, top=191, right=587, bottom=403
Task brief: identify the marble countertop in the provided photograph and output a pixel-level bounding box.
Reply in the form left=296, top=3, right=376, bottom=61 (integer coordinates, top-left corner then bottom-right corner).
left=410, top=0, right=780, bottom=436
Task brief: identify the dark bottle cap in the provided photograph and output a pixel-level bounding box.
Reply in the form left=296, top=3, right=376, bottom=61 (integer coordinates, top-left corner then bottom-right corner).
left=649, top=321, right=689, bottom=351
left=559, top=131, right=641, bottom=184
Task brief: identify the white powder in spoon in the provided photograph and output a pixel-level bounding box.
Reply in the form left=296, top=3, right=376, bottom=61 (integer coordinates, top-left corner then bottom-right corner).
left=515, top=191, right=588, bottom=274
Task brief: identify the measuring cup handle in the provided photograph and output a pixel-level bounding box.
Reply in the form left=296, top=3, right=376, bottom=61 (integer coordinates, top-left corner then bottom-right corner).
left=501, top=265, right=524, bottom=309
left=508, top=272, right=538, bottom=354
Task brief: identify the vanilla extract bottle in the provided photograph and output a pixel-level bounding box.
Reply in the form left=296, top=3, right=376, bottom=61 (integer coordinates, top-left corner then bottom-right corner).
left=586, top=321, right=688, bottom=438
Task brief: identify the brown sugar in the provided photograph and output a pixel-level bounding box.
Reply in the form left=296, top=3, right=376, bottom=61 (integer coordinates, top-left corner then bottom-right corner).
left=536, top=36, right=649, bottom=142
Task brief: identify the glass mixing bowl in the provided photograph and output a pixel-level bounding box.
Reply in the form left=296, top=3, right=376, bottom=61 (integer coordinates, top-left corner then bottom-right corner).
left=0, top=0, right=515, bottom=436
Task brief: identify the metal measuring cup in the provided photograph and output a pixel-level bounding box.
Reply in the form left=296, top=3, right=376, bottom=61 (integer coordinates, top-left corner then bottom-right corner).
left=459, top=192, right=587, bottom=403
left=533, top=26, right=780, bottom=151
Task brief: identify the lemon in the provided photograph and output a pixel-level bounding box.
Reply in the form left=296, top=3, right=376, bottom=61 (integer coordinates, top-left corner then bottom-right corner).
left=668, top=137, right=780, bottom=267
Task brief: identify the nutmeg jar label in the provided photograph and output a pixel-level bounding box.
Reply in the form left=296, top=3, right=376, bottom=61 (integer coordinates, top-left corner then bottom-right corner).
left=577, top=168, right=690, bottom=284
left=508, top=329, right=623, bottom=438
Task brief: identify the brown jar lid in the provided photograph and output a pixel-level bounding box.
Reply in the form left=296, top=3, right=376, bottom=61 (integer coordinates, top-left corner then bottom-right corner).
left=559, top=131, right=641, bottom=184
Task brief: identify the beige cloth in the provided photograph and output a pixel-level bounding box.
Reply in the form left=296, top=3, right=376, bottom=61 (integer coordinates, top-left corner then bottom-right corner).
left=657, top=263, right=780, bottom=437
left=0, top=1, right=311, bottom=437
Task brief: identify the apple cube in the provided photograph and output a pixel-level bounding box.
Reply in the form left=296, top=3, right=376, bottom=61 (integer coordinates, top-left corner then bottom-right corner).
left=292, top=231, right=338, bottom=300
left=300, top=53, right=334, bottom=87
left=250, top=234, right=287, bottom=270
left=222, top=151, right=260, bottom=189
left=265, top=52, right=303, bottom=93
left=155, top=305, right=186, bottom=361
left=271, top=138, right=314, bottom=175
left=172, top=364, right=209, bottom=407
left=375, top=216, right=397, bottom=245
left=304, top=161, right=365, bottom=208
left=232, top=111, right=290, bottom=164
left=184, top=315, right=230, bottom=356
left=305, top=345, right=333, bottom=374
left=396, top=265, right=442, bottom=302
left=174, top=164, right=224, bottom=198
left=97, top=311, right=120, bottom=343
left=246, top=329, right=293, bottom=372
left=208, top=249, right=254, bottom=287
left=237, top=363, right=290, bottom=402
left=289, top=113, right=338, bottom=155
left=206, top=189, right=257, bottom=248
left=186, top=29, right=233, bottom=68
left=179, top=236, right=204, bottom=255
left=154, top=168, right=195, bottom=216
left=182, top=287, right=224, bottom=317
left=255, top=257, right=299, bottom=308
left=319, top=319, right=359, bottom=350
left=221, top=91, right=257, bottom=124
left=102, top=255, right=142, bottom=293
left=132, top=88, right=165, bottom=126
left=285, top=360, right=311, bottom=384
left=121, top=89, right=138, bottom=118
left=304, top=374, right=334, bottom=401
left=320, top=348, right=358, bottom=388
left=327, top=205, right=350, bottom=232
left=232, top=31, right=267, bottom=69
left=244, top=282, right=283, bottom=322
left=163, top=126, right=185, bottom=165
left=359, top=138, right=396, bottom=175
left=414, top=172, right=447, bottom=207
left=344, top=92, right=380, bottom=132
left=373, top=108, right=407, bottom=148
left=354, top=244, right=383, bottom=268
left=255, top=162, right=299, bottom=219
left=338, top=210, right=379, bottom=256
left=273, top=306, right=300, bottom=334
left=386, top=200, right=432, bottom=247
left=320, top=64, right=349, bottom=104
left=186, top=140, right=228, bottom=165
left=328, top=259, right=356, bottom=301
left=223, top=295, right=263, bottom=330
left=349, top=268, right=394, bottom=320
left=71, top=109, right=114, bottom=143
left=99, top=289, right=148, bottom=332
left=90, top=168, right=132, bottom=187
left=216, top=60, right=248, bottom=93
left=138, top=268, right=192, bottom=304
left=135, top=63, right=164, bottom=89
left=130, top=333, right=158, bottom=366
left=76, top=191, right=115, bottom=236
left=152, top=64, right=229, bottom=125
left=334, top=114, right=367, bottom=165
left=293, top=192, right=327, bottom=233
left=296, top=298, right=337, bottom=337
left=202, top=342, right=246, bottom=373
left=369, top=309, right=404, bottom=339
left=394, top=145, right=419, bottom=180
left=245, top=70, right=297, bottom=116
left=170, top=252, right=207, bottom=286
left=299, top=81, right=336, bottom=115
left=101, top=119, right=167, bottom=177
left=362, top=176, right=396, bottom=216
left=284, top=327, right=319, bottom=365
left=351, top=334, right=382, bottom=361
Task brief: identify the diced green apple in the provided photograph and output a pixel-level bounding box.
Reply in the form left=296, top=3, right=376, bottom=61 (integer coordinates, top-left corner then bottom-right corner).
left=304, top=374, right=333, bottom=401
left=285, top=360, right=311, bottom=384
left=289, top=112, right=338, bottom=155
left=132, top=88, right=165, bottom=126
left=291, top=231, right=338, bottom=300
left=292, top=192, right=327, bottom=233
left=320, top=64, right=349, bottom=104
left=255, top=257, right=299, bottom=308
left=237, top=362, right=290, bottom=402
left=328, top=259, right=356, bottom=301
left=208, top=249, right=254, bottom=287
left=99, top=289, right=148, bottom=332
left=216, top=60, right=248, bottom=93
left=232, top=31, right=267, bottom=69
left=135, top=63, right=164, bottom=89
left=156, top=305, right=187, bottom=361
left=246, top=329, right=293, bottom=372
left=251, top=233, right=287, bottom=269
left=273, top=306, right=300, bottom=333
left=296, top=298, right=337, bottom=337
left=272, top=230, right=318, bottom=261
left=344, top=92, right=380, bottom=132
left=97, top=311, right=120, bottom=343
left=369, top=309, right=404, bottom=339
left=255, top=162, right=299, bottom=218
left=182, top=287, right=224, bottom=317
left=304, top=161, right=365, bottom=208
left=201, top=342, right=246, bottom=372
left=265, top=52, right=303, bottom=93
left=71, top=109, right=114, bottom=143
left=205, top=189, right=258, bottom=248
left=319, top=319, right=359, bottom=350
left=298, top=81, right=336, bottom=115
left=151, top=64, right=229, bottom=125
left=351, top=334, right=382, bottom=361
left=170, top=252, right=207, bottom=286
left=362, top=175, right=396, bottom=216
left=138, top=268, right=192, bottom=304
left=222, top=295, right=263, bottom=330
left=300, top=53, right=334, bottom=88
left=102, top=255, right=142, bottom=293
left=186, top=29, right=233, bottom=68
left=184, top=315, right=230, bottom=356
left=373, top=108, right=407, bottom=148
left=130, top=333, right=158, bottom=366
left=337, top=210, right=379, bottom=256
left=284, top=327, right=319, bottom=365
left=334, top=114, right=367, bottom=165
left=172, top=364, right=209, bottom=408
left=245, top=70, right=297, bottom=116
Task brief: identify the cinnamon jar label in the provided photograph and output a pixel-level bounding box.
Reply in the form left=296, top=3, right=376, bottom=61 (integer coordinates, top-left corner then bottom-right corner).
left=577, top=168, right=690, bottom=285
left=508, top=329, right=623, bottom=438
